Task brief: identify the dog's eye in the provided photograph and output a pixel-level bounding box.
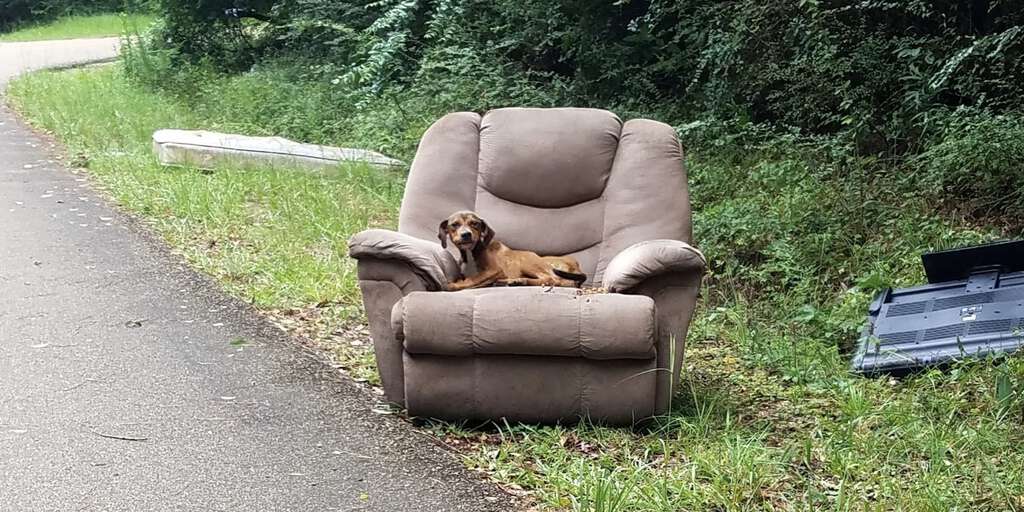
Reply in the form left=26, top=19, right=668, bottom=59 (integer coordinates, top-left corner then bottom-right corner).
left=451, top=222, right=460, bottom=228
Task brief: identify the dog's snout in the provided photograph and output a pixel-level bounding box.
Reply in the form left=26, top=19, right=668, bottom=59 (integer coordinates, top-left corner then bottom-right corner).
left=459, top=231, right=473, bottom=241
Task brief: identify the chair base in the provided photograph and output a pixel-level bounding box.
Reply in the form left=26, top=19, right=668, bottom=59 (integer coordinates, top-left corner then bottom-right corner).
left=403, top=353, right=658, bottom=425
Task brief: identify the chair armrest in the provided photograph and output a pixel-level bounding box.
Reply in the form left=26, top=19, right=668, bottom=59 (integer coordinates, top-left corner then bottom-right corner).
left=603, top=239, right=706, bottom=414
left=348, top=229, right=460, bottom=291
left=602, top=239, right=706, bottom=293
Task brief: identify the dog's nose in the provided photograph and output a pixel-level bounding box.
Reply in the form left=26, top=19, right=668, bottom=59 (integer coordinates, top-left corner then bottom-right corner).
left=460, top=231, right=473, bottom=241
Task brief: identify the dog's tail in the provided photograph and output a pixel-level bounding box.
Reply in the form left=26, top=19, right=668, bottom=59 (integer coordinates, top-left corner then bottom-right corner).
left=553, top=269, right=587, bottom=284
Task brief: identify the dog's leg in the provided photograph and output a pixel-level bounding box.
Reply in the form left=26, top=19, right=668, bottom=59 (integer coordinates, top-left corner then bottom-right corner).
left=507, top=265, right=576, bottom=288
left=499, top=278, right=530, bottom=286
left=499, top=276, right=570, bottom=287
left=447, top=268, right=501, bottom=291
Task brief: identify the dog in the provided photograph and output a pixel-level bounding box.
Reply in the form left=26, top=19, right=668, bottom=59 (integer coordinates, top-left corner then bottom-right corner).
left=438, top=211, right=587, bottom=291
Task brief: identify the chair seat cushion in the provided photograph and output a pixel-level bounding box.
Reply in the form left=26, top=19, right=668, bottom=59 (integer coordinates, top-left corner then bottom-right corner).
left=393, top=287, right=656, bottom=360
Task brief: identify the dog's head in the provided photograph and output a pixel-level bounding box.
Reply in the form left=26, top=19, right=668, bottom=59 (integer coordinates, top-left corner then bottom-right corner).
left=438, top=210, right=494, bottom=252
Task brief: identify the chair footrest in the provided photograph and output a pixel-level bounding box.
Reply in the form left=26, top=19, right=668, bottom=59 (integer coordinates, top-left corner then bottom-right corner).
left=404, top=353, right=658, bottom=425
left=394, top=287, right=656, bottom=360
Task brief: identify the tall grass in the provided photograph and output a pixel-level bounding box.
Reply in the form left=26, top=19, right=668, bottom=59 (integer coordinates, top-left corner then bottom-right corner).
left=0, top=14, right=154, bottom=42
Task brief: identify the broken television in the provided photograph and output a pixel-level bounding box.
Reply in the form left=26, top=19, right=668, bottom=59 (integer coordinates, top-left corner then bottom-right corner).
left=852, top=239, right=1024, bottom=375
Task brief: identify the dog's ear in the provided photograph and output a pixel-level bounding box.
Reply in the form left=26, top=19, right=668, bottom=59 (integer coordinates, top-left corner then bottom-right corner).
left=479, top=219, right=495, bottom=248
left=437, top=220, right=449, bottom=248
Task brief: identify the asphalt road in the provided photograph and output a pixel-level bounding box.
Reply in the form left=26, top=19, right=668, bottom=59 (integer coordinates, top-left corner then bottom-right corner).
left=0, top=38, right=514, bottom=511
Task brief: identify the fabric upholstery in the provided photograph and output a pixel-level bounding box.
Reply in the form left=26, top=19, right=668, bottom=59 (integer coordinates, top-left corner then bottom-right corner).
left=473, top=188, right=604, bottom=260
left=391, top=109, right=691, bottom=286
left=602, top=239, right=706, bottom=292
left=356, top=259, right=431, bottom=404
left=397, top=112, right=481, bottom=242
left=478, top=108, right=621, bottom=208
left=403, top=354, right=657, bottom=424
left=350, top=107, right=704, bottom=425
left=624, top=272, right=703, bottom=413
left=395, top=288, right=655, bottom=359
left=348, top=228, right=460, bottom=291
left=594, top=119, right=693, bottom=283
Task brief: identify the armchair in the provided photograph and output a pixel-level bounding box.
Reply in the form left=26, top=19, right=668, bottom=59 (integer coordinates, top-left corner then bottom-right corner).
left=349, top=108, right=705, bottom=425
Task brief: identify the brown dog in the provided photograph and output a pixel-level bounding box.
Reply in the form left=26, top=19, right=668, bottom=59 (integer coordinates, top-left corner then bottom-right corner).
left=439, top=211, right=586, bottom=291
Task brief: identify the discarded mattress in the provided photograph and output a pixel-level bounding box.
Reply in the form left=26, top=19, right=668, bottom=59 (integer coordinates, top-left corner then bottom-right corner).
left=852, top=239, right=1024, bottom=375
left=152, top=129, right=405, bottom=171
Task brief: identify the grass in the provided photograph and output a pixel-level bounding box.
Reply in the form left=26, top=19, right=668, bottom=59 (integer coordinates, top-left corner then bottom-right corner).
left=9, top=64, right=1024, bottom=510
left=0, top=13, right=154, bottom=42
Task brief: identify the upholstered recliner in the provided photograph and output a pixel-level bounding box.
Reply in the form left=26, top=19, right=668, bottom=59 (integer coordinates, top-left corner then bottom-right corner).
left=349, top=108, right=705, bottom=425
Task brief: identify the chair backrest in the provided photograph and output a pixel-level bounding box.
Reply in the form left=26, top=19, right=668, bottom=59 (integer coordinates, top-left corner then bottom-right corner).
left=398, top=107, right=693, bottom=284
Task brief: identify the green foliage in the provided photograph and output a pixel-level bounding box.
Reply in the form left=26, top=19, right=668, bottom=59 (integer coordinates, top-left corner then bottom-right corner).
left=914, top=109, right=1024, bottom=221
left=146, top=0, right=1024, bottom=156
left=0, top=0, right=148, bottom=31
left=0, top=13, right=154, bottom=41
left=153, top=0, right=269, bottom=69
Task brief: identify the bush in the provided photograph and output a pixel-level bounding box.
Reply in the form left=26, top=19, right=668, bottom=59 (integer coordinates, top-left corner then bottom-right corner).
left=914, top=110, right=1024, bottom=220
left=146, top=0, right=1024, bottom=156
